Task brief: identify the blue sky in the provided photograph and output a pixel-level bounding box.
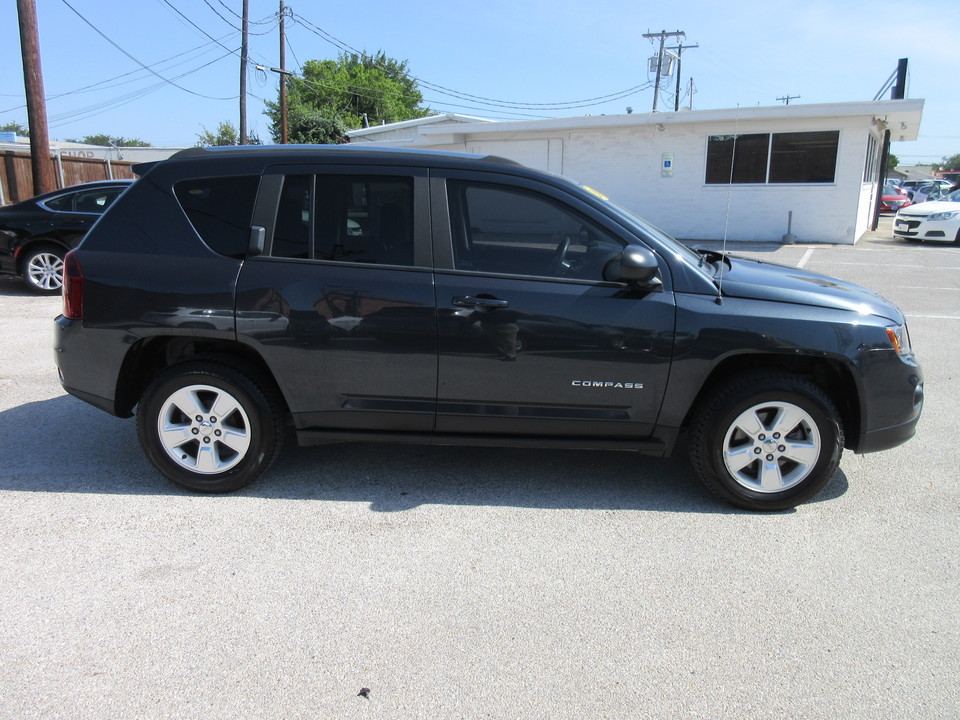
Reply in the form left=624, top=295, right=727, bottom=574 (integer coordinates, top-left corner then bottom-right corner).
left=2, top=0, right=957, bottom=165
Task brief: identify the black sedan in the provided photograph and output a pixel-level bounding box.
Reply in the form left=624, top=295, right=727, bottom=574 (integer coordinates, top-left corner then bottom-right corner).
left=0, top=179, right=133, bottom=293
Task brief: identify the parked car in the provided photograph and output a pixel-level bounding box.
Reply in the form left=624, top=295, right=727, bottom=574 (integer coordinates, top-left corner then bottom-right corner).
left=900, top=179, right=952, bottom=201
left=54, top=146, right=923, bottom=511
left=0, top=179, right=133, bottom=293
left=893, top=189, right=960, bottom=243
left=910, top=182, right=951, bottom=204
left=880, top=184, right=911, bottom=213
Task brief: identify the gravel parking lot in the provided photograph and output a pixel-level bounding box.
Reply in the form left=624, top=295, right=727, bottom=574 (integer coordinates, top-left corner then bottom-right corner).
left=1, top=218, right=957, bottom=719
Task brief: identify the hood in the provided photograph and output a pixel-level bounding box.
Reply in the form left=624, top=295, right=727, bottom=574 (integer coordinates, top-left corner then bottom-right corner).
left=897, top=200, right=960, bottom=218
left=717, top=255, right=904, bottom=323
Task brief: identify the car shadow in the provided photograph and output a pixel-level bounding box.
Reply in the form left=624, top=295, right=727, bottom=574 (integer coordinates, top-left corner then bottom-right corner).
left=0, top=395, right=849, bottom=514
left=0, top=276, right=38, bottom=296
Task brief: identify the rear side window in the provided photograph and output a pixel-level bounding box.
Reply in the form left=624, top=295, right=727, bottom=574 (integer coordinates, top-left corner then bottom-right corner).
left=271, top=174, right=415, bottom=266
left=175, top=175, right=260, bottom=257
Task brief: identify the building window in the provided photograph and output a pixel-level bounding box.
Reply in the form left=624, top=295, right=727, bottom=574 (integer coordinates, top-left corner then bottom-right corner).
left=706, top=131, right=839, bottom=185
left=863, top=134, right=880, bottom=182
left=705, top=133, right=769, bottom=184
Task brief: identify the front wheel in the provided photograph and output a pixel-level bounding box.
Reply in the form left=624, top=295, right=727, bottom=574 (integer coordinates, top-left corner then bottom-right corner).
left=137, top=362, right=284, bottom=493
left=689, top=372, right=844, bottom=511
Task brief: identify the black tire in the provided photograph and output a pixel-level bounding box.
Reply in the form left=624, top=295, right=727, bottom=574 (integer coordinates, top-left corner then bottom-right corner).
left=689, top=372, right=843, bottom=511
left=136, top=361, right=284, bottom=493
left=21, top=244, right=65, bottom=294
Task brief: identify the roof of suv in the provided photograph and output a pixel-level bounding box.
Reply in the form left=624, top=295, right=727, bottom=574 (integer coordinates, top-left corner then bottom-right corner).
left=134, top=144, right=524, bottom=177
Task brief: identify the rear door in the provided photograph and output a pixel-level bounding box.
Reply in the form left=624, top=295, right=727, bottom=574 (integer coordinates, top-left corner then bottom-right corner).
left=431, top=172, right=676, bottom=439
left=236, top=166, right=438, bottom=432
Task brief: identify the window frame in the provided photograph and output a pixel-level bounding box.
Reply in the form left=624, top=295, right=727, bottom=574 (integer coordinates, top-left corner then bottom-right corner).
left=257, top=164, right=431, bottom=268
left=430, top=169, right=643, bottom=287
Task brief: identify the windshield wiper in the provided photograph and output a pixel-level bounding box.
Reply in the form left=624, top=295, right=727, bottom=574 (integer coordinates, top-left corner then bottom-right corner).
left=694, top=248, right=733, bottom=271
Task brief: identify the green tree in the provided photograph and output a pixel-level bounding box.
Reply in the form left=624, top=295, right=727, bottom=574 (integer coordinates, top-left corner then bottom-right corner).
left=65, top=134, right=152, bottom=147
left=0, top=121, right=29, bottom=136
left=264, top=51, right=430, bottom=144
left=196, top=121, right=261, bottom=147
left=886, top=153, right=899, bottom=172
left=939, top=153, right=960, bottom=172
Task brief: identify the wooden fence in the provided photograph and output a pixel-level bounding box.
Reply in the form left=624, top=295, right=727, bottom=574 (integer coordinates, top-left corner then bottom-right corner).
left=0, top=151, right=137, bottom=206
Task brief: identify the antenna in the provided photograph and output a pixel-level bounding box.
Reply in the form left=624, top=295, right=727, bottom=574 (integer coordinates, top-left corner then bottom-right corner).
left=716, top=104, right=741, bottom=304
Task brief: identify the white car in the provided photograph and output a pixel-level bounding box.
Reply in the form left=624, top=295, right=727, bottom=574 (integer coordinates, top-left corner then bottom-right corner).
left=893, top=189, right=960, bottom=243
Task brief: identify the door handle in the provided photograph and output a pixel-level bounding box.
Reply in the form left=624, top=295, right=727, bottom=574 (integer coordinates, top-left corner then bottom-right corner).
left=452, top=295, right=509, bottom=309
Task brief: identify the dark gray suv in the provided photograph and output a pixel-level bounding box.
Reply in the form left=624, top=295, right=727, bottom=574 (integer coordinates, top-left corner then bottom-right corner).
left=54, top=146, right=924, bottom=510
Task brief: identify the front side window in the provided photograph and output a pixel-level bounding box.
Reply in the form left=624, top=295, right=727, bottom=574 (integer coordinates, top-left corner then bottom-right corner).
left=271, top=174, right=415, bottom=266
left=175, top=175, right=260, bottom=257
left=448, top=180, right=623, bottom=281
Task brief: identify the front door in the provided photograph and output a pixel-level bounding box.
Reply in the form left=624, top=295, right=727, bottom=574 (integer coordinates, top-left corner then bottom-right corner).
left=433, top=176, right=675, bottom=438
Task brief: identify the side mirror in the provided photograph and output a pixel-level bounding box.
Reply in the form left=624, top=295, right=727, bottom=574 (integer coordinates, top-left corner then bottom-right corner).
left=607, top=246, right=663, bottom=290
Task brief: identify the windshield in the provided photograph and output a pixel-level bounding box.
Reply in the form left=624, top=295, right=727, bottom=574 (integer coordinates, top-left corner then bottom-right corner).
left=941, top=189, right=960, bottom=203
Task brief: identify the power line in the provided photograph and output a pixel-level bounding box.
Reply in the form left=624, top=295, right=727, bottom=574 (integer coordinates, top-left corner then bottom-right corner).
left=0, top=35, right=235, bottom=114
left=59, top=0, right=236, bottom=101
left=288, top=11, right=657, bottom=113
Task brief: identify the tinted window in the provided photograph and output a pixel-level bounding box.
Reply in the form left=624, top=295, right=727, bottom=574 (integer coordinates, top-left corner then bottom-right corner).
left=43, top=193, right=73, bottom=211
left=769, top=131, right=839, bottom=183
left=44, top=187, right=124, bottom=213
left=707, top=131, right=839, bottom=185
left=73, top=187, right=124, bottom=213
left=272, top=175, right=311, bottom=259
left=706, top=134, right=769, bottom=184
left=271, top=174, right=415, bottom=266
left=175, top=175, right=260, bottom=257
left=448, top=181, right=623, bottom=281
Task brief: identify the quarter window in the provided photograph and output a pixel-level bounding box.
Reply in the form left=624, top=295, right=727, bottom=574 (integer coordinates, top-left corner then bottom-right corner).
left=175, top=175, right=260, bottom=257
left=447, top=181, right=623, bottom=281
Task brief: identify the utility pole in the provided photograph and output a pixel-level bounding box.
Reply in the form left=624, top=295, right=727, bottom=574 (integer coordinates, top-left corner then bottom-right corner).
left=279, top=0, right=288, bottom=144
left=16, top=0, right=55, bottom=196
left=776, top=94, right=800, bottom=105
left=642, top=30, right=684, bottom=112
left=239, top=0, right=249, bottom=144
left=666, top=41, right=698, bottom=112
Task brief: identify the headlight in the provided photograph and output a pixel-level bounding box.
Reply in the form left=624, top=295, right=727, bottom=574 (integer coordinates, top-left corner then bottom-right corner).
left=928, top=211, right=960, bottom=221
left=885, top=323, right=912, bottom=355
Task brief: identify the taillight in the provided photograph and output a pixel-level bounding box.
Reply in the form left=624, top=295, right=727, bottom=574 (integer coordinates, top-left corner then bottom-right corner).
left=63, top=250, right=83, bottom=320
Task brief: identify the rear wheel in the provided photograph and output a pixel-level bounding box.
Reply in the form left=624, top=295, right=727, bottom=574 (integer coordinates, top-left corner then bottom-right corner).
left=690, top=372, right=843, bottom=511
left=22, top=245, right=64, bottom=294
left=136, top=361, right=284, bottom=493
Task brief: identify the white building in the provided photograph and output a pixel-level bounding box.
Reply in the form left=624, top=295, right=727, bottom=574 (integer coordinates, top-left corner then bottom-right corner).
left=348, top=101, right=924, bottom=244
